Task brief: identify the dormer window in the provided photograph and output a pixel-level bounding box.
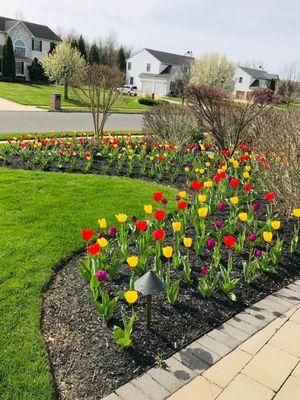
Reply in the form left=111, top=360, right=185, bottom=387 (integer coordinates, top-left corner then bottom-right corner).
left=14, top=40, right=26, bottom=57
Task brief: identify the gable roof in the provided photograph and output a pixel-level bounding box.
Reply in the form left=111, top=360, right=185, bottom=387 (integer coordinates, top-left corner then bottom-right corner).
left=0, top=16, right=61, bottom=41
left=238, top=66, right=278, bottom=80
left=145, top=48, right=194, bottom=65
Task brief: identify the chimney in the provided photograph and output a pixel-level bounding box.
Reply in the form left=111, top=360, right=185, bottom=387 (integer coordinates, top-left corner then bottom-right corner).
left=185, top=51, right=193, bottom=57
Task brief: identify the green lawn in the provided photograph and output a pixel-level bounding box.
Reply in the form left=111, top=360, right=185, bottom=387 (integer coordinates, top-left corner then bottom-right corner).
left=0, top=168, right=177, bottom=400
left=0, top=82, right=150, bottom=112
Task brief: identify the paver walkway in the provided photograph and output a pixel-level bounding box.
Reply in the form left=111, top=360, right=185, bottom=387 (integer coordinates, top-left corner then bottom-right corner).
left=0, top=97, right=45, bottom=111
left=103, top=281, right=300, bottom=400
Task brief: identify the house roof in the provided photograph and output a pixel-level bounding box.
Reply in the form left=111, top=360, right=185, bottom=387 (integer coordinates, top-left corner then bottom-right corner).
left=0, top=16, right=61, bottom=41
left=145, top=48, right=194, bottom=65
left=238, top=66, right=278, bottom=80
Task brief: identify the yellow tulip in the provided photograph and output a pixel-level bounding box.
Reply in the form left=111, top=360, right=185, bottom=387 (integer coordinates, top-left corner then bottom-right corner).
left=230, top=196, right=239, bottom=205
left=162, top=246, right=173, bottom=258
left=293, top=208, right=300, bottom=218
left=144, top=204, right=153, bottom=214
left=149, top=156, right=154, bottom=161
left=238, top=212, right=248, bottom=222
left=245, top=165, right=251, bottom=172
left=198, top=207, right=208, bottom=218
left=178, top=191, right=187, bottom=199
left=229, top=158, right=235, bottom=163
left=205, top=161, right=211, bottom=167
left=198, top=194, right=207, bottom=203
left=271, top=220, right=281, bottom=230
left=184, top=166, right=190, bottom=172
left=98, top=218, right=107, bottom=229
left=97, top=237, right=108, bottom=248
left=232, top=160, right=239, bottom=168
left=115, top=213, right=127, bottom=223
left=199, top=168, right=205, bottom=174
left=243, top=172, right=250, bottom=179
left=124, top=290, right=138, bottom=304
left=172, top=221, right=182, bottom=232
left=221, top=164, right=227, bottom=171
left=263, top=231, right=273, bottom=243
left=204, top=180, right=213, bottom=188
left=183, top=237, right=193, bottom=248
left=208, top=153, right=214, bottom=160
left=127, top=256, right=139, bottom=268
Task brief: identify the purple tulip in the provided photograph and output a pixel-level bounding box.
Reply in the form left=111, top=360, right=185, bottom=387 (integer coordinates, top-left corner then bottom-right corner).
left=252, top=203, right=260, bottom=212
left=206, top=238, right=216, bottom=250
left=201, top=265, right=209, bottom=275
left=98, top=231, right=106, bottom=238
left=162, top=198, right=168, bottom=205
left=109, top=226, right=117, bottom=237
left=215, top=220, right=223, bottom=229
left=175, top=194, right=180, bottom=201
left=218, top=201, right=226, bottom=211
left=131, top=215, right=137, bottom=222
left=248, top=233, right=257, bottom=242
left=256, top=249, right=263, bottom=257
left=96, top=270, right=107, bottom=282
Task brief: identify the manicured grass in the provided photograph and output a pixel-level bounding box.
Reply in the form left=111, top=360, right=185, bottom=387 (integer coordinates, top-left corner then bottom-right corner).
left=276, top=102, right=300, bottom=109
left=0, top=82, right=150, bottom=112
left=0, top=168, right=177, bottom=400
left=163, top=95, right=182, bottom=103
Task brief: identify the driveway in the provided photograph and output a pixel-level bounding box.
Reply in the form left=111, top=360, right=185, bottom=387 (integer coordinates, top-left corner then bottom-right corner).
left=0, top=111, right=143, bottom=133
left=0, top=98, right=45, bottom=112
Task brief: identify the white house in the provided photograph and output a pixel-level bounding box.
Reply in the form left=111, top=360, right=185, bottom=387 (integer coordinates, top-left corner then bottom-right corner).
left=126, top=48, right=194, bottom=97
left=0, top=16, right=61, bottom=80
left=234, top=66, right=279, bottom=100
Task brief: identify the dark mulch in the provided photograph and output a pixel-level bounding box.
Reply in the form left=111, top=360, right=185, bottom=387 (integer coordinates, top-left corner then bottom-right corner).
left=42, top=216, right=300, bottom=400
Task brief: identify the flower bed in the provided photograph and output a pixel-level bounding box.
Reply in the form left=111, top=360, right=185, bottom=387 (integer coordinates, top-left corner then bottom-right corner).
left=28, top=134, right=299, bottom=399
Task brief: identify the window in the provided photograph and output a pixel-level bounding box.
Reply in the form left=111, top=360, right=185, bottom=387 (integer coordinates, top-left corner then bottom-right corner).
left=32, top=39, right=42, bottom=52
left=14, top=40, right=26, bottom=56
left=16, top=61, right=24, bottom=75
left=129, top=77, right=134, bottom=85
left=146, top=63, right=151, bottom=72
left=239, top=77, right=243, bottom=83
left=127, top=62, right=131, bottom=70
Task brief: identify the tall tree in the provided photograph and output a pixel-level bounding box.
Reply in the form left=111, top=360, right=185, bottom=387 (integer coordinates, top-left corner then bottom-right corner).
left=28, top=58, right=48, bottom=82
left=77, top=35, right=87, bottom=60
left=117, top=47, right=126, bottom=71
left=2, top=37, right=15, bottom=79
left=88, top=44, right=100, bottom=65
left=277, top=62, right=299, bottom=106
left=41, top=42, right=85, bottom=99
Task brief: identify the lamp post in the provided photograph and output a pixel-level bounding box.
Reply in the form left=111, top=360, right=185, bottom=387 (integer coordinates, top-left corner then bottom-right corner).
left=134, top=271, right=165, bottom=330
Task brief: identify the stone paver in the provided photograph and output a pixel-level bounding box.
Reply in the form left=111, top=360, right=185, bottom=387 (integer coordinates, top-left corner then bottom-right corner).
left=269, top=320, right=300, bottom=357
left=102, top=394, right=121, bottom=400
left=218, top=321, right=251, bottom=341
left=132, top=374, right=170, bottom=400
left=116, top=382, right=150, bottom=400
left=290, top=307, right=300, bottom=324
left=168, top=376, right=221, bottom=400
left=173, top=348, right=210, bottom=374
left=148, top=367, right=183, bottom=393
left=203, top=349, right=251, bottom=388
left=165, top=356, right=197, bottom=382
left=291, top=361, right=300, bottom=378
left=239, top=323, right=276, bottom=355
left=196, top=335, right=232, bottom=358
left=242, top=344, right=298, bottom=391
left=274, top=376, right=300, bottom=399
left=207, top=328, right=240, bottom=350
left=216, top=373, right=274, bottom=400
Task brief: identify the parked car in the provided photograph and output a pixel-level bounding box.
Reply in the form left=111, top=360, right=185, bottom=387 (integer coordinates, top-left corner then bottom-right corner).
left=117, top=85, right=138, bottom=96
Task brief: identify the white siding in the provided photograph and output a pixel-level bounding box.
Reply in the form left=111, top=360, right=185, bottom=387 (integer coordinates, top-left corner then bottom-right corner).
left=126, top=49, right=161, bottom=89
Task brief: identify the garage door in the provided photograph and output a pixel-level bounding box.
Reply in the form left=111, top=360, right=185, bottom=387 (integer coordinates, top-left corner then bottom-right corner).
left=154, top=82, right=167, bottom=96
left=141, top=81, right=153, bottom=95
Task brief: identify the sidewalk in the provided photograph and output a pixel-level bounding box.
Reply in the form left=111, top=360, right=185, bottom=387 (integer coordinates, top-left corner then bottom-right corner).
left=0, top=97, right=45, bottom=111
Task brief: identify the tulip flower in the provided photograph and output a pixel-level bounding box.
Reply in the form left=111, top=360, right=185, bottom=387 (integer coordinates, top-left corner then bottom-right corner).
left=131, top=215, right=137, bottom=222
left=135, top=220, right=148, bottom=232
left=81, top=229, right=94, bottom=241
left=206, top=238, right=216, bottom=250
left=271, top=220, right=281, bottom=230
left=153, top=228, right=165, bottom=241
left=178, top=191, right=187, bottom=199
left=97, top=237, right=108, bottom=248
left=230, top=178, right=239, bottom=188
left=215, top=220, right=223, bottom=229
left=108, top=226, right=117, bottom=237
left=198, top=207, right=208, bottom=218
left=178, top=201, right=188, bottom=210
left=127, top=256, right=139, bottom=268
left=153, top=192, right=163, bottom=202
left=248, top=233, right=257, bottom=242
left=293, top=208, right=300, bottom=218
left=144, top=204, right=153, bottom=214
left=198, top=194, right=207, bottom=203
left=115, top=213, right=128, bottom=223
left=87, top=242, right=101, bottom=255
left=183, top=237, right=193, bottom=248
left=162, top=246, right=173, bottom=258
left=252, top=203, right=260, bottom=212
left=98, top=218, right=107, bottom=229
left=154, top=210, right=166, bottom=221
left=201, top=265, right=209, bottom=275
left=223, top=235, right=236, bottom=248
left=204, top=180, right=213, bottom=188
left=243, top=172, right=250, bottom=179
left=124, top=290, right=138, bottom=304
left=245, top=165, right=251, bottom=172
left=256, top=250, right=263, bottom=257
left=172, top=221, right=181, bottom=232
left=238, top=212, right=248, bottom=222
left=230, top=196, right=239, bottom=205
left=96, top=270, right=107, bottom=282
left=244, top=183, right=253, bottom=191
left=263, top=231, right=273, bottom=242
left=218, top=202, right=226, bottom=211
left=265, top=193, right=275, bottom=201
left=190, top=181, right=203, bottom=190
left=162, top=198, right=168, bottom=205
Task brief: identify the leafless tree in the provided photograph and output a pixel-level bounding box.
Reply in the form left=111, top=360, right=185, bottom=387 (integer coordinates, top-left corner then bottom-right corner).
left=70, top=64, right=124, bottom=136
left=173, top=60, right=193, bottom=105
left=277, top=62, right=300, bottom=106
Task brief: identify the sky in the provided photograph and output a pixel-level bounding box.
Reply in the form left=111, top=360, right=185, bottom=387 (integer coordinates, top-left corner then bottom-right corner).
left=2, top=0, right=300, bottom=73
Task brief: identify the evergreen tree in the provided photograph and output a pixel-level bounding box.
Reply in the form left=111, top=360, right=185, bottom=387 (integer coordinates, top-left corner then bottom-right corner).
left=2, top=37, right=15, bottom=79
left=88, top=44, right=100, bottom=65
left=117, top=47, right=126, bottom=71
left=70, top=38, right=78, bottom=49
left=77, top=35, right=87, bottom=60
left=28, top=58, right=48, bottom=82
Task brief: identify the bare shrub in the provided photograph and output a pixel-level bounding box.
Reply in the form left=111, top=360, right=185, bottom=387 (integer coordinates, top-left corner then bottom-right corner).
left=252, top=109, right=300, bottom=215
left=143, top=103, right=199, bottom=146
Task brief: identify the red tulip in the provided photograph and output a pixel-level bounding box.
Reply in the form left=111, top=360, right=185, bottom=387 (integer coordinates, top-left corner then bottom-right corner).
left=81, top=229, right=94, bottom=241
left=190, top=181, right=203, bottom=191
left=223, top=235, right=236, bottom=248
left=221, top=149, right=230, bottom=157
left=135, top=220, right=148, bottom=231
left=154, top=210, right=166, bottom=221
left=87, top=242, right=101, bottom=255
left=244, top=183, right=253, bottom=191
left=153, top=192, right=163, bottom=202
left=230, top=178, right=239, bottom=188
left=178, top=201, right=188, bottom=210
left=265, top=193, right=275, bottom=201
left=153, top=228, right=165, bottom=241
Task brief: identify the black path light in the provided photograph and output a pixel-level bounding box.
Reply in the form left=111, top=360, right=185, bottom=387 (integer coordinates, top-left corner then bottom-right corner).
left=134, top=271, right=165, bottom=330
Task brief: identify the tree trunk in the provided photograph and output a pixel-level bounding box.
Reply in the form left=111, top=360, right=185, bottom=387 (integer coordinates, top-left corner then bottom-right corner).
left=64, top=81, right=69, bottom=100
